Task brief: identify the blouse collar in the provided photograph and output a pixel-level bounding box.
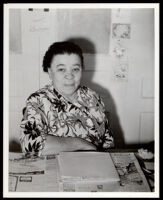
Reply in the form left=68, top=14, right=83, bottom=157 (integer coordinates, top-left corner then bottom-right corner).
left=47, top=83, right=81, bottom=104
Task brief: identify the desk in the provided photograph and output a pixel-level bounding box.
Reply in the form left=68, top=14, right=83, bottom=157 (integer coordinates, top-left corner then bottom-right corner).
left=9, top=151, right=152, bottom=192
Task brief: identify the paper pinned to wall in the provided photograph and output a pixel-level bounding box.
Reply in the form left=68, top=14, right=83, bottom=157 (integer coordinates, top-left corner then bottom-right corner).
left=112, top=23, right=131, bottom=39
left=27, top=9, right=51, bottom=33
left=9, top=9, right=22, bottom=54
left=114, top=61, right=129, bottom=81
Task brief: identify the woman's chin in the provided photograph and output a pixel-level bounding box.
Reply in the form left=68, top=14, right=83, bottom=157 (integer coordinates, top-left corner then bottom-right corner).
left=62, top=88, right=77, bottom=96
left=64, top=92, right=76, bottom=98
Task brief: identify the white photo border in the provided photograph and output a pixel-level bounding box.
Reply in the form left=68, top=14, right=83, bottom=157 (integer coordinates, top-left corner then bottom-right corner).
left=3, top=3, right=160, bottom=198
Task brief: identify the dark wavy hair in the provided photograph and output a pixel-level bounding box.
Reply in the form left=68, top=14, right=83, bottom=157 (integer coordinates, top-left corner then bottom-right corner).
left=42, top=41, right=84, bottom=72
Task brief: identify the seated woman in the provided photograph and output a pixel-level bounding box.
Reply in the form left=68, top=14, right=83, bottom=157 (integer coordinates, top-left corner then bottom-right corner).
left=20, top=41, right=114, bottom=157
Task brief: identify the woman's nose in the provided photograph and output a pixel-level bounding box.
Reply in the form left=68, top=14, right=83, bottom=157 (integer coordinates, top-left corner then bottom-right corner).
left=65, top=71, right=74, bottom=79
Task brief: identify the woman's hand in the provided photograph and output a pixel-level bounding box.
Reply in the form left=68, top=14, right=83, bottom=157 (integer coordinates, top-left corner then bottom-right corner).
left=41, top=135, right=97, bottom=155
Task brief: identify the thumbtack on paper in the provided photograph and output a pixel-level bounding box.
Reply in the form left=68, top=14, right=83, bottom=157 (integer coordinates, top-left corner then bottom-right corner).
left=44, top=8, right=49, bottom=12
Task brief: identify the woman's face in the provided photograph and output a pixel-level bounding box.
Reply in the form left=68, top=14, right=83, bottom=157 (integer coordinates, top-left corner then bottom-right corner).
left=48, top=53, right=82, bottom=98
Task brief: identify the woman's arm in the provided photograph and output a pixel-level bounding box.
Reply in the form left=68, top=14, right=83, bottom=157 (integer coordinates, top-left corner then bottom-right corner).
left=41, top=135, right=97, bottom=155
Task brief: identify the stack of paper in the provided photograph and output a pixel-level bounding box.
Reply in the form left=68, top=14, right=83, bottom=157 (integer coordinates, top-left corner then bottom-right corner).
left=57, top=152, right=120, bottom=192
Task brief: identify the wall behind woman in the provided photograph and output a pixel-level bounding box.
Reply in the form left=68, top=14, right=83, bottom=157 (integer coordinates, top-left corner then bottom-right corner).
left=9, top=8, right=154, bottom=151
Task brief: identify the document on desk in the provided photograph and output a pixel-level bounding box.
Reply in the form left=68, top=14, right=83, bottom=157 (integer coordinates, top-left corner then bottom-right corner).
left=9, top=153, right=59, bottom=192
left=57, top=152, right=120, bottom=192
left=110, top=153, right=151, bottom=192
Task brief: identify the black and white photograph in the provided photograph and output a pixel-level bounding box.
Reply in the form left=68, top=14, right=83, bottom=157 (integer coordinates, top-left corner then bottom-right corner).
left=3, top=3, right=159, bottom=198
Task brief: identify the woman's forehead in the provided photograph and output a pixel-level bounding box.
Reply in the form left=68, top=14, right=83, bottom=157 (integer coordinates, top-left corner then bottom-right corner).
left=51, top=53, right=82, bottom=64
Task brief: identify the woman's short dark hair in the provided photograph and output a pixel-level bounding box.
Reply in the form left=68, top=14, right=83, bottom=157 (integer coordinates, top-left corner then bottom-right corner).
left=42, top=41, right=84, bottom=72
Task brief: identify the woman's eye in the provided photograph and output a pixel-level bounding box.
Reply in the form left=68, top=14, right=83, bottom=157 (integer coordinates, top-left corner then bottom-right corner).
left=73, top=68, right=80, bottom=72
left=57, top=68, right=65, bottom=72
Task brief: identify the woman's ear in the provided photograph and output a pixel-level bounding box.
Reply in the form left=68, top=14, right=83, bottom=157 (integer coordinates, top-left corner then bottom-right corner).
left=48, top=68, right=52, bottom=80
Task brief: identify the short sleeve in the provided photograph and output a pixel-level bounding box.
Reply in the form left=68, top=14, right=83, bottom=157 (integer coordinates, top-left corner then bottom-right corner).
left=91, top=92, right=114, bottom=149
left=20, top=94, right=48, bottom=157
left=101, top=117, right=114, bottom=149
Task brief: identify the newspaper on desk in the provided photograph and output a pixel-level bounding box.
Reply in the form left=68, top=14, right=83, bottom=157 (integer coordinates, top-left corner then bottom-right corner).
left=9, top=153, right=46, bottom=191
left=9, top=153, right=59, bottom=192
left=110, top=153, right=151, bottom=192
left=9, top=152, right=151, bottom=192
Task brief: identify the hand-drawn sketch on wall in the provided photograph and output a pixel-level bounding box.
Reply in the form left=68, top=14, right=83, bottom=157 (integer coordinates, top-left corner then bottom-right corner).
left=9, top=9, right=22, bottom=54
left=27, top=9, right=51, bottom=33
left=114, top=61, right=129, bottom=81
left=111, top=21, right=130, bottom=81
left=55, top=9, right=111, bottom=54
left=113, top=40, right=126, bottom=58
left=112, top=23, right=131, bottom=39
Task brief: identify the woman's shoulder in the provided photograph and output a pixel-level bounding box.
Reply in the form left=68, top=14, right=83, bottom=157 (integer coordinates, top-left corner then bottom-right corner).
left=27, top=84, right=51, bottom=101
left=80, top=85, right=100, bottom=98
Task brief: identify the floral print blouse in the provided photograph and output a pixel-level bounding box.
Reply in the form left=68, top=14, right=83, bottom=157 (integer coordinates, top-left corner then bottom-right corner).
left=20, top=84, right=114, bottom=156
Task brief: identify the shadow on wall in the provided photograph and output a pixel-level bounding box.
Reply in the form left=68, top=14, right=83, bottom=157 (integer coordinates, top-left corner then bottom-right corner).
left=67, top=37, right=125, bottom=148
